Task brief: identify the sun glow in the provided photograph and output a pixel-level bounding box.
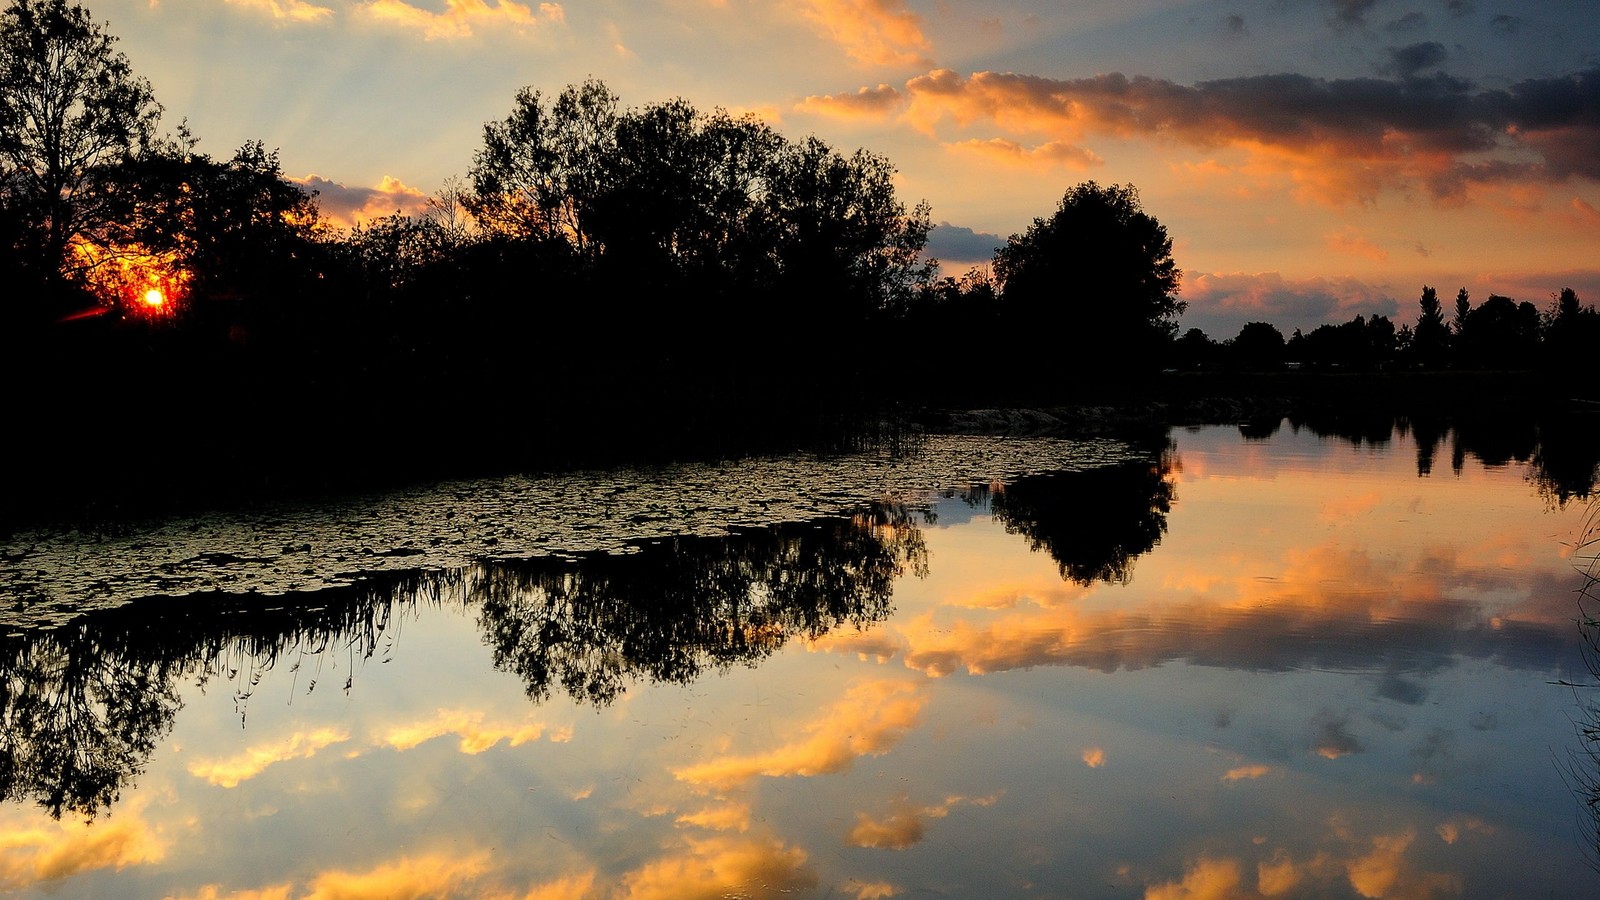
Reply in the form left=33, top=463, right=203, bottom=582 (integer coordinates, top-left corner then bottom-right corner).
left=70, top=237, right=190, bottom=318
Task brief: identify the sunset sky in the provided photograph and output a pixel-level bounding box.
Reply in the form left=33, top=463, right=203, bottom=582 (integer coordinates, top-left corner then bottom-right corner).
left=89, top=0, right=1600, bottom=337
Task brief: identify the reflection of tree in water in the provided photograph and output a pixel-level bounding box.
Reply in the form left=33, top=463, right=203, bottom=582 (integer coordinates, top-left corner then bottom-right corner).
left=477, top=503, right=925, bottom=705
left=966, top=445, right=1177, bottom=586
left=0, top=506, right=920, bottom=819
left=1267, top=410, right=1600, bottom=507
left=0, top=577, right=431, bottom=821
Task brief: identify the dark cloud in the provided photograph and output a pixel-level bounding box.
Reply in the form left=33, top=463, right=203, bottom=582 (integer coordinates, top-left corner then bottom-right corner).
left=1445, top=0, right=1473, bottom=17
left=1490, top=13, right=1519, bottom=35
left=925, top=222, right=1004, bottom=264
left=1382, top=41, right=1449, bottom=77
left=1329, top=0, right=1379, bottom=29
left=890, top=65, right=1600, bottom=198
left=1385, top=11, right=1427, bottom=32
left=1222, top=14, right=1248, bottom=37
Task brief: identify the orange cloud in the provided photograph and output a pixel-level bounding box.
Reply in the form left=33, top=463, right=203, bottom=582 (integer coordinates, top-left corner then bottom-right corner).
left=187, top=726, right=350, bottom=787
left=949, top=137, right=1103, bottom=169
left=303, top=851, right=493, bottom=899
left=814, top=66, right=1600, bottom=203
left=1145, top=855, right=1244, bottom=900
left=674, top=679, right=925, bottom=791
left=1256, top=849, right=1301, bottom=896
left=224, top=0, right=332, bottom=22
left=797, top=83, right=904, bottom=120
left=801, top=0, right=931, bottom=67
left=1222, top=764, right=1271, bottom=781
left=1574, top=197, right=1600, bottom=226
left=295, top=174, right=431, bottom=229
left=676, top=802, right=752, bottom=833
left=1082, top=747, right=1106, bottom=768
left=0, top=807, right=166, bottom=891
left=380, top=709, right=566, bottom=753
left=170, top=886, right=294, bottom=900
left=845, top=795, right=972, bottom=850
left=359, top=0, right=563, bottom=40
left=617, top=834, right=815, bottom=899
left=1324, top=229, right=1390, bottom=262
left=1343, top=829, right=1461, bottom=898
left=850, top=882, right=902, bottom=899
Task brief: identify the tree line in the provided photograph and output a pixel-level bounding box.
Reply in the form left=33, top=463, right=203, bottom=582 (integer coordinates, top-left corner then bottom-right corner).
left=2, top=0, right=1589, bottom=518
left=1164, top=284, right=1599, bottom=377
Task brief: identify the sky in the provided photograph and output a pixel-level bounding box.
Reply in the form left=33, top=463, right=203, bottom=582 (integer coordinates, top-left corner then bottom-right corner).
left=83, top=0, right=1600, bottom=338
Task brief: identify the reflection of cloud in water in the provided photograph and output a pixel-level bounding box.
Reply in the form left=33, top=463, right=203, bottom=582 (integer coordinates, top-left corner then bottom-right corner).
left=812, top=538, right=1575, bottom=681
left=0, top=799, right=166, bottom=891
left=674, top=679, right=925, bottom=792
left=379, top=709, right=569, bottom=753
left=846, top=794, right=993, bottom=850
left=617, top=834, right=816, bottom=899
left=302, top=851, right=495, bottom=898
left=1222, top=765, right=1271, bottom=782
left=1313, top=715, right=1363, bottom=760
left=1146, top=824, right=1464, bottom=899
left=186, top=727, right=351, bottom=788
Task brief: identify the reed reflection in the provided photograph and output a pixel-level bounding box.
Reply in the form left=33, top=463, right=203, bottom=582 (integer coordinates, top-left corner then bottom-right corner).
left=0, top=502, right=924, bottom=820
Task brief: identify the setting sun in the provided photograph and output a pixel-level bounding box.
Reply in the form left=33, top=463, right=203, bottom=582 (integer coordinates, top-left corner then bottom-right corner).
left=143, top=289, right=165, bottom=308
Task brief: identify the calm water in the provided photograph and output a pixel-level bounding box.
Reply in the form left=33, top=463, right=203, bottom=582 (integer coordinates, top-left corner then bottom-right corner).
left=2, top=422, right=1598, bottom=898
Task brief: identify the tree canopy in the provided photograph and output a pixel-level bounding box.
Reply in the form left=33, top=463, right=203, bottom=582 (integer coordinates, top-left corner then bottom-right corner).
left=992, top=181, right=1183, bottom=378
left=0, top=0, right=159, bottom=299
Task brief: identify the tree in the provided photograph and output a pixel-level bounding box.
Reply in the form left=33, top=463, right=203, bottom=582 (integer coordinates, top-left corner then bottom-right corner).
left=0, top=0, right=160, bottom=294
left=1410, top=284, right=1449, bottom=368
left=992, top=181, right=1183, bottom=379
left=1231, top=321, right=1286, bottom=370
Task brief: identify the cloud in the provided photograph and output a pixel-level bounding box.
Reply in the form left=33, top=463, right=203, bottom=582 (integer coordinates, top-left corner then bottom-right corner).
left=1384, top=12, right=1427, bottom=33
left=800, top=0, right=931, bottom=67
left=948, top=137, right=1102, bottom=169
left=295, top=174, right=432, bottom=229
left=1324, top=228, right=1390, bottom=262
left=379, top=709, right=566, bottom=753
left=1145, top=854, right=1244, bottom=899
left=1221, top=14, right=1247, bottom=37
left=1222, top=764, right=1271, bottom=781
left=1179, top=271, right=1400, bottom=338
left=1574, top=198, right=1600, bottom=225
left=810, top=66, right=1600, bottom=204
left=224, top=0, right=332, bottom=22
left=846, top=795, right=983, bottom=849
left=673, top=679, right=925, bottom=791
left=676, top=802, right=752, bottom=833
left=617, top=835, right=815, bottom=899
left=359, top=0, right=564, bottom=41
left=0, top=805, right=166, bottom=891
left=1328, top=0, right=1379, bottom=30
left=186, top=726, right=351, bottom=787
left=850, top=882, right=903, bottom=899
left=925, top=222, right=1004, bottom=265
left=1382, top=41, right=1448, bottom=77
left=1490, top=14, right=1519, bottom=35
left=303, top=851, right=493, bottom=899
left=1081, top=747, right=1106, bottom=768
left=798, top=83, right=904, bottom=119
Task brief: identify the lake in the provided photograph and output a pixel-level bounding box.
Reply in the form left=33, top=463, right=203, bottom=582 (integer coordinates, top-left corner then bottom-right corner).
left=2, top=418, right=1597, bottom=898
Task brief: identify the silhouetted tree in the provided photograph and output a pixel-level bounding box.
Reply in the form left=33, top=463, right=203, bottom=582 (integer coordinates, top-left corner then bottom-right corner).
left=992, top=182, right=1183, bottom=383
left=1456, top=294, right=1540, bottom=368
left=1410, top=284, right=1450, bottom=368
left=1543, top=287, right=1600, bottom=378
left=1172, top=327, right=1220, bottom=370
left=1230, top=321, right=1286, bottom=370
left=0, top=0, right=160, bottom=302
left=1452, top=287, right=1471, bottom=338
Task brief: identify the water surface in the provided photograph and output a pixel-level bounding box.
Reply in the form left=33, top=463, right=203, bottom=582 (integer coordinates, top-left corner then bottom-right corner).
left=1, top=424, right=1596, bottom=898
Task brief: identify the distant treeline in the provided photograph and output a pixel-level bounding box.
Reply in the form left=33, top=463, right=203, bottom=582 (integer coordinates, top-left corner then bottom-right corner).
left=1158, top=284, right=1600, bottom=377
